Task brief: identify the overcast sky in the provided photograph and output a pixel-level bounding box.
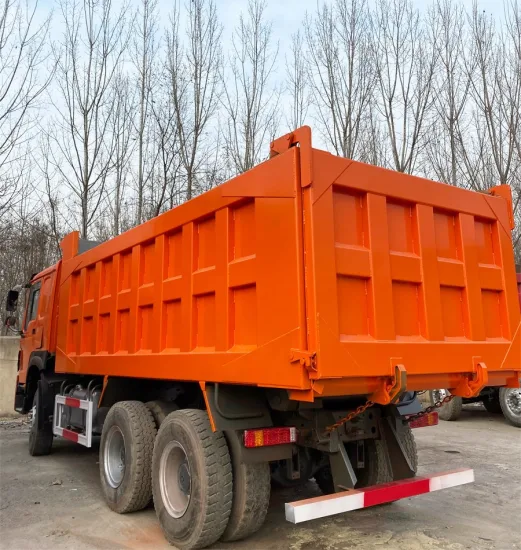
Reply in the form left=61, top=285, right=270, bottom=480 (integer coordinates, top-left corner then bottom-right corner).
left=163, top=0, right=504, bottom=53
left=40, top=0, right=507, bottom=49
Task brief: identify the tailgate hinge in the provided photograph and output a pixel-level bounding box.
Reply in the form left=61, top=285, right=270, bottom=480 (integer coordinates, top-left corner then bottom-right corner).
left=290, top=349, right=317, bottom=372
left=370, top=362, right=407, bottom=405
left=451, top=360, right=488, bottom=398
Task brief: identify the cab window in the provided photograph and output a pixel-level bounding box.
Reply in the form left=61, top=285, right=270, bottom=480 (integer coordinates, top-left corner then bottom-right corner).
left=24, top=282, right=41, bottom=330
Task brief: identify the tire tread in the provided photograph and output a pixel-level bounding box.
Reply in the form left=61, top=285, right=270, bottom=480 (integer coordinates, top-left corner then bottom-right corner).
left=154, top=409, right=233, bottom=549
left=221, top=461, right=270, bottom=542
left=100, top=400, right=156, bottom=513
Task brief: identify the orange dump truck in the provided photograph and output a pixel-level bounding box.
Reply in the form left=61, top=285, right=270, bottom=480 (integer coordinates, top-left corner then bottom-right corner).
left=7, top=127, right=520, bottom=549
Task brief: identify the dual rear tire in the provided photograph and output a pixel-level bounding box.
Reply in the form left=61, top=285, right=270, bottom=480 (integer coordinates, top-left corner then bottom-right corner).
left=99, top=401, right=156, bottom=513
left=99, top=403, right=270, bottom=549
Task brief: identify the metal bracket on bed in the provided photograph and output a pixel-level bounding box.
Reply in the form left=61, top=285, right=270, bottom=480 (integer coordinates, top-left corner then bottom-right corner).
left=370, top=363, right=407, bottom=405
left=451, top=360, right=488, bottom=398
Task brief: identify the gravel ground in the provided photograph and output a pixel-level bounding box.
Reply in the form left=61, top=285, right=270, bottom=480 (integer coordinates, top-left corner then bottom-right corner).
left=0, top=406, right=520, bottom=550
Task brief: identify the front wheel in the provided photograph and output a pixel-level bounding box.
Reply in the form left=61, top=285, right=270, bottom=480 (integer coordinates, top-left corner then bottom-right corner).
left=152, top=409, right=232, bottom=550
left=28, top=383, right=53, bottom=456
left=499, top=388, right=521, bottom=427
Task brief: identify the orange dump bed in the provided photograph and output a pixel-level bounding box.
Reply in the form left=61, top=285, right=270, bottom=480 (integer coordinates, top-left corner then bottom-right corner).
left=56, top=127, right=521, bottom=402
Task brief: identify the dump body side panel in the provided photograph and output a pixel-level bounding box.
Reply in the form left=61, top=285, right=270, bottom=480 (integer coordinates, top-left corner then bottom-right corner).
left=517, top=273, right=521, bottom=308
left=55, top=148, right=310, bottom=391
left=304, top=148, right=520, bottom=398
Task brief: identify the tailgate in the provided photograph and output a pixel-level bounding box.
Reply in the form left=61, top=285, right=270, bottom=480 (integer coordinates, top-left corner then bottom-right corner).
left=296, top=131, right=521, bottom=399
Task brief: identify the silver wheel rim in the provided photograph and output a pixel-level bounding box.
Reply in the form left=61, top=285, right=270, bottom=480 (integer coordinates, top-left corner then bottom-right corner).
left=159, top=441, right=191, bottom=518
left=504, top=389, right=521, bottom=417
left=104, top=426, right=126, bottom=488
left=432, top=389, right=449, bottom=403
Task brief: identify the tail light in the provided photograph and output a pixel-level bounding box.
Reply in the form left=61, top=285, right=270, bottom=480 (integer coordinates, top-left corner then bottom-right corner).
left=409, top=411, right=439, bottom=429
left=243, top=427, right=297, bottom=448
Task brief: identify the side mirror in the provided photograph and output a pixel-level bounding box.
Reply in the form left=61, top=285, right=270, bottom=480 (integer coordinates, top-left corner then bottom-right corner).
left=5, top=289, right=19, bottom=312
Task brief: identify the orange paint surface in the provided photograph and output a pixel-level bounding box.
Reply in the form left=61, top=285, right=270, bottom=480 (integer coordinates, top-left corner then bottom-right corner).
left=26, top=127, right=521, bottom=399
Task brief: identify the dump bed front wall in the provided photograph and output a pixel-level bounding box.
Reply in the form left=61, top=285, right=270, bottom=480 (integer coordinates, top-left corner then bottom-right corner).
left=307, top=150, right=520, bottom=388
left=56, top=149, right=310, bottom=390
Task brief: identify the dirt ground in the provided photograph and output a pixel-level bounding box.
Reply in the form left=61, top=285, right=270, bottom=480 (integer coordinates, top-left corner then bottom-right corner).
left=1, top=406, right=520, bottom=550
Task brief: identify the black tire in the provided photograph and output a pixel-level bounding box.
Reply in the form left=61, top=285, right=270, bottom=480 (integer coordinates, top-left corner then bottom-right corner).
left=28, top=384, right=53, bottom=456
left=430, top=391, right=463, bottom=421
left=146, top=400, right=179, bottom=428
left=315, top=424, right=417, bottom=495
left=152, top=409, right=232, bottom=550
left=499, top=388, right=521, bottom=428
left=483, top=396, right=502, bottom=414
left=314, top=464, right=334, bottom=495
left=99, top=401, right=156, bottom=514
left=221, top=461, right=270, bottom=542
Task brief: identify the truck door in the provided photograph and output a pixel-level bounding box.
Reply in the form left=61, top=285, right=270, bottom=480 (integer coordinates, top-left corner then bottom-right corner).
left=19, top=280, right=43, bottom=382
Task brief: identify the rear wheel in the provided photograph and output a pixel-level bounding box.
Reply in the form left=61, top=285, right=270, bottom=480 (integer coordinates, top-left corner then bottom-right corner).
left=430, top=389, right=463, bottom=421
left=99, top=401, right=156, bottom=513
left=146, top=400, right=178, bottom=428
left=152, top=409, right=232, bottom=550
left=499, top=388, right=521, bottom=427
left=483, top=395, right=502, bottom=414
left=28, top=383, right=53, bottom=457
left=221, top=460, right=270, bottom=542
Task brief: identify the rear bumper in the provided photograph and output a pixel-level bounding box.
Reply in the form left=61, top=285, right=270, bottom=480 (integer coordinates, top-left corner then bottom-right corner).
left=285, top=468, right=474, bottom=523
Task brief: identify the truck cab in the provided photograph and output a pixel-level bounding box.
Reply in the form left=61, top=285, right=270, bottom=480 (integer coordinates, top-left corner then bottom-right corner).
left=12, top=264, right=59, bottom=413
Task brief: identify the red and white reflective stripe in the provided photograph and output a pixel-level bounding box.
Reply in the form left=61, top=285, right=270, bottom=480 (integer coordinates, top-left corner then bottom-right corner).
left=285, top=468, right=474, bottom=524
left=53, top=395, right=94, bottom=448
left=53, top=425, right=88, bottom=445
left=55, top=395, right=90, bottom=411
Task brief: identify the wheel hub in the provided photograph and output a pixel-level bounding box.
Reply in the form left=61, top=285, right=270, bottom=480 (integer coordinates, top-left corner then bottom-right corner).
left=178, top=461, right=190, bottom=495
left=104, top=426, right=126, bottom=488
left=160, top=441, right=191, bottom=518
left=433, top=389, right=449, bottom=402
left=505, top=389, right=521, bottom=416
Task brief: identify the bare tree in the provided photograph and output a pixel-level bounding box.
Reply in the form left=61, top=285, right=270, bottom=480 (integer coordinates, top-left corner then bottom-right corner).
left=468, top=3, right=520, bottom=188
left=285, top=31, right=308, bottom=131
left=108, top=72, right=135, bottom=236
left=426, top=0, right=472, bottom=186
left=221, top=0, right=279, bottom=174
left=358, top=105, right=389, bottom=167
left=0, top=0, right=52, bottom=216
left=147, top=70, right=181, bottom=218
left=36, top=134, right=62, bottom=255
left=372, top=0, right=438, bottom=173
left=49, top=0, right=130, bottom=238
left=167, top=0, right=222, bottom=201
left=305, top=0, right=374, bottom=159
left=132, top=0, right=157, bottom=224
left=506, top=0, right=521, bottom=166
left=502, top=0, right=521, bottom=257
